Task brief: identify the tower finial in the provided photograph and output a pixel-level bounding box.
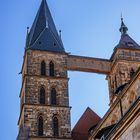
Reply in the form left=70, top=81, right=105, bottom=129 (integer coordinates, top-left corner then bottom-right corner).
left=25, top=27, right=30, bottom=48
left=59, top=30, right=62, bottom=38
left=27, top=27, right=29, bottom=34
left=119, top=15, right=128, bottom=35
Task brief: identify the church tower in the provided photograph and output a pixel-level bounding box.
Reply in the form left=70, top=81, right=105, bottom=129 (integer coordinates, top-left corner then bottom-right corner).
left=108, top=18, right=140, bottom=105
left=17, top=0, right=72, bottom=139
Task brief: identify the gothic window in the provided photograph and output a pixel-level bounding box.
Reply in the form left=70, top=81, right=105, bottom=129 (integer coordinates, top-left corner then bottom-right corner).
left=41, top=61, right=46, bottom=75
left=53, top=117, right=59, bottom=137
left=51, top=88, right=57, bottom=105
left=39, top=87, right=45, bottom=104
left=49, top=61, right=54, bottom=76
left=38, top=116, right=43, bottom=136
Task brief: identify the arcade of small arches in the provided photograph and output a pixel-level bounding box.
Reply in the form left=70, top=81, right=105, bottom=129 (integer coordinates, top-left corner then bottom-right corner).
left=38, top=114, right=59, bottom=137
left=37, top=60, right=60, bottom=137
left=41, top=60, right=55, bottom=76
left=39, top=86, right=57, bottom=105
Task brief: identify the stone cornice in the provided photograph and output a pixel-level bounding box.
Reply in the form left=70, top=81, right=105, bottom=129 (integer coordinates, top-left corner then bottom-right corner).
left=18, top=103, right=72, bottom=125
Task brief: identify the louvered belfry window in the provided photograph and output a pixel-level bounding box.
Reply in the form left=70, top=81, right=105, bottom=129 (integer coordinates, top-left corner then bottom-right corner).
left=38, top=116, right=43, bottom=136
left=51, top=88, right=57, bottom=105
left=41, top=61, right=46, bottom=75
left=53, top=117, right=59, bottom=136
left=39, top=87, right=45, bottom=104
left=49, top=61, right=54, bottom=76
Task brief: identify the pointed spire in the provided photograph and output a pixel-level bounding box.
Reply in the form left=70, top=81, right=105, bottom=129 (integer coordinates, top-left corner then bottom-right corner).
left=119, top=16, right=128, bottom=35
left=115, top=17, right=140, bottom=50
left=27, top=0, right=65, bottom=53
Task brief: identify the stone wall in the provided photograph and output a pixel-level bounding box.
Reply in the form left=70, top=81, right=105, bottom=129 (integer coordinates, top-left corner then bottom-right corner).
left=108, top=49, right=140, bottom=103
left=89, top=71, right=140, bottom=140
left=26, top=50, right=67, bottom=77
left=19, top=50, right=72, bottom=139
left=121, top=75, right=140, bottom=114
left=118, top=115, right=140, bottom=140
left=25, top=77, right=69, bottom=106
left=24, top=105, right=71, bottom=138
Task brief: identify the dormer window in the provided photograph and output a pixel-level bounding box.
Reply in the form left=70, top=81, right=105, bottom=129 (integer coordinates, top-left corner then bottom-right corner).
left=54, top=43, right=56, bottom=46
left=127, top=42, right=134, bottom=47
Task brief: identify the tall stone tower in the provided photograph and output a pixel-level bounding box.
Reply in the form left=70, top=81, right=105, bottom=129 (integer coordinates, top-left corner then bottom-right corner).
left=107, top=18, right=140, bottom=105
left=17, top=0, right=72, bottom=139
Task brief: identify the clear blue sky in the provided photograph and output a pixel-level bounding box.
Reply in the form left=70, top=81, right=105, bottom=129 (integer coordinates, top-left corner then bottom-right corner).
left=0, top=0, right=140, bottom=139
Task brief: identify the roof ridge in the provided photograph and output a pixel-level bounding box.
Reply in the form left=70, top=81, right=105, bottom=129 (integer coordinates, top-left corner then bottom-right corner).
left=30, top=28, right=46, bottom=48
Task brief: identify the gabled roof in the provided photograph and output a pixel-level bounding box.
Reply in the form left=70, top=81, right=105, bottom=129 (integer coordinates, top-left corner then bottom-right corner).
left=72, top=107, right=101, bottom=140
left=26, top=0, right=65, bottom=53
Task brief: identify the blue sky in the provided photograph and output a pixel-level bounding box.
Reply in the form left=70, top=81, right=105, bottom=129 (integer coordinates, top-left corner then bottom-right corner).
left=1, top=0, right=140, bottom=139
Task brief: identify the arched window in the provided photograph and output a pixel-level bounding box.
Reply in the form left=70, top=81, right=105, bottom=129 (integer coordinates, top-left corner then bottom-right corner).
left=39, top=87, right=45, bottom=104
left=53, top=117, right=59, bottom=137
left=38, top=116, right=43, bottom=136
left=41, top=61, right=46, bottom=75
left=51, top=88, right=57, bottom=105
left=49, top=61, right=54, bottom=76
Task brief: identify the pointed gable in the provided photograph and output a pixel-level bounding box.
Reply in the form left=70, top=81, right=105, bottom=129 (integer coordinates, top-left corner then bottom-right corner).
left=72, top=107, right=101, bottom=140
left=27, top=0, right=65, bottom=53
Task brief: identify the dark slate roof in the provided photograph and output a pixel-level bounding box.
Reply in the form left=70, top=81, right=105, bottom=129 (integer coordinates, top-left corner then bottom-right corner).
left=94, top=124, right=116, bottom=139
left=26, top=0, right=65, bottom=53
left=72, top=107, right=101, bottom=140
left=115, top=34, right=140, bottom=50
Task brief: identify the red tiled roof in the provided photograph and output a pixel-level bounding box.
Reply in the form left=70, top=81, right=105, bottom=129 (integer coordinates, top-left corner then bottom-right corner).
left=72, top=107, right=101, bottom=140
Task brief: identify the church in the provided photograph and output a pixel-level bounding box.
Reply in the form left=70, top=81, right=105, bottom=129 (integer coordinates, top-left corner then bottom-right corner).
left=17, top=0, right=140, bottom=140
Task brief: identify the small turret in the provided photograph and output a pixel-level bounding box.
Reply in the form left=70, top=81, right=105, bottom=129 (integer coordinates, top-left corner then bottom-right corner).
left=119, top=17, right=128, bottom=35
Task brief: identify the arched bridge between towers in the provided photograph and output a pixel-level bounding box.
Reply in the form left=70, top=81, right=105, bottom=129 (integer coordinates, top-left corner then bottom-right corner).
left=67, top=55, right=111, bottom=75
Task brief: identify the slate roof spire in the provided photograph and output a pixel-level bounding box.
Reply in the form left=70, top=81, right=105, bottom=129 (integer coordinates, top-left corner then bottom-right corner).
left=27, top=0, right=65, bottom=53
left=115, top=17, right=140, bottom=50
